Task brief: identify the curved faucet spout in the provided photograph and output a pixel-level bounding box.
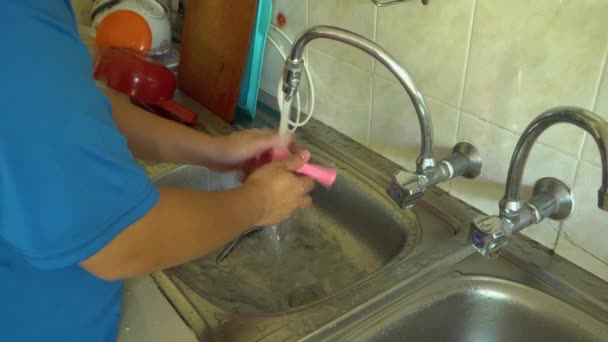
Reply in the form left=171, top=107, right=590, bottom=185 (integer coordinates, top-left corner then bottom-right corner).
left=283, top=25, right=435, bottom=173
left=501, top=106, right=608, bottom=213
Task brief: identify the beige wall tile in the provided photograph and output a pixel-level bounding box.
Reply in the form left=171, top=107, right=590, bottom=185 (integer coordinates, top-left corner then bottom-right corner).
left=308, top=0, right=377, bottom=71
left=261, top=0, right=310, bottom=100
left=582, top=132, right=607, bottom=168
left=271, top=0, right=309, bottom=41
left=308, top=49, right=373, bottom=145
left=583, top=60, right=608, bottom=167
left=376, top=0, right=475, bottom=107
left=369, top=76, right=458, bottom=175
left=260, top=39, right=285, bottom=96
left=462, top=0, right=608, bottom=157
left=595, top=62, right=608, bottom=116
left=556, top=238, right=608, bottom=283
left=556, top=161, right=608, bottom=282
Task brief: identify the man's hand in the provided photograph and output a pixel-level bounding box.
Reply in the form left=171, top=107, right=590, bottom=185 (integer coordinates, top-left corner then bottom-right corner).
left=206, top=129, right=301, bottom=172
left=105, top=88, right=307, bottom=173
left=244, top=152, right=315, bottom=225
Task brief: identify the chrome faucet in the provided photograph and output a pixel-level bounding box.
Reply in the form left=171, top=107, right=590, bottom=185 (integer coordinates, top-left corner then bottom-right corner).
left=470, top=106, right=608, bottom=257
left=282, top=25, right=482, bottom=208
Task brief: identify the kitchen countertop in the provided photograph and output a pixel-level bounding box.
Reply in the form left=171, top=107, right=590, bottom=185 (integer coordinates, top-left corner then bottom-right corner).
left=115, top=162, right=196, bottom=342
left=117, top=276, right=197, bottom=342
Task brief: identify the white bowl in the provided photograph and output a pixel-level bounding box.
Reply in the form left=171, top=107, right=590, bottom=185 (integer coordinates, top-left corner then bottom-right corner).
left=91, top=0, right=171, bottom=51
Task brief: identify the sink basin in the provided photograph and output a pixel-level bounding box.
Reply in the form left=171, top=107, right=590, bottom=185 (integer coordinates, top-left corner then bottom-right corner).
left=308, top=253, right=608, bottom=342
left=153, top=163, right=420, bottom=314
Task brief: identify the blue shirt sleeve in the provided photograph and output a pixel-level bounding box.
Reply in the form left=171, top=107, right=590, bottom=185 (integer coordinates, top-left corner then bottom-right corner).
left=0, top=1, right=160, bottom=269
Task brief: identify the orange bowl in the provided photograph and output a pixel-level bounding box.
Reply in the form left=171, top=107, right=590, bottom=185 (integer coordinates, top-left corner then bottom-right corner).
left=95, top=10, right=152, bottom=52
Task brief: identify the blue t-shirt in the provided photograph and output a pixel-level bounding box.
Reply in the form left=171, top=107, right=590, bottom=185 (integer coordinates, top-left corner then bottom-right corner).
left=0, top=1, right=160, bottom=341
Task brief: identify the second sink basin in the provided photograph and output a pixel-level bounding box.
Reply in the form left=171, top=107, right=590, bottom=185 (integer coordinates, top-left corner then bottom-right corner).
left=307, top=252, right=608, bottom=342
left=153, top=163, right=420, bottom=315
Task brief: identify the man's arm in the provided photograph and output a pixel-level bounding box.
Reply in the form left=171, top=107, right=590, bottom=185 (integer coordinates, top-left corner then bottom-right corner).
left=80, top=155, right=314, bottom=281
left=103, top=88, right=216, bottom=163
left=103, top=88, right=287, bottom=170
left=81, top=89, right=316, bottom=281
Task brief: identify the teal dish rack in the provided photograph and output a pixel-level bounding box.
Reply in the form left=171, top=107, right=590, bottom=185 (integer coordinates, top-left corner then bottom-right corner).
left=237, top=0, right=273, bottom=122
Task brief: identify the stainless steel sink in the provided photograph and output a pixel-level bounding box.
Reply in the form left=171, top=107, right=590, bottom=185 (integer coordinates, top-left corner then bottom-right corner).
left=150, top=159, right=472, bottom=341
left=153, top=162, right=419, bottom=315
left=304, top=239, right=608, bottom=342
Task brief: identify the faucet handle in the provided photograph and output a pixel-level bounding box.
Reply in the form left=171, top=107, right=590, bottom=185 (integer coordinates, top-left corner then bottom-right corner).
left=469, top=215, right=513, bottom=258
left=530, top=177, right=575, bottom=220
left=471, top=177, right=575, bottom=258
left=387, top=170, right=427, bottom=209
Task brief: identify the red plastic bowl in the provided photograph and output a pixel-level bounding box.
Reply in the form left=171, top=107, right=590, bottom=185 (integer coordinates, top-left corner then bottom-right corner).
left=94, top=47, right=197, bottom=126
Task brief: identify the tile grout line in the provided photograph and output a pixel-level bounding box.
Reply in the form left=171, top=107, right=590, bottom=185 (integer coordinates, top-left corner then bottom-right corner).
left=304, top=0, right=310, bottom=64
left=455, top=0, right=477, bottom=141
left=550, top=223, right=561, bottom=252
left=372, top=4, right=379, bottom=75
left=556, top=149, right=579, bottom=251
left=547, top=220, right=608, bottom=267
left=453, top=0, right=478, bottom=195
left=575, top=41, right=608, bottom=161
left=465, top=112, right=581, bottom=160
left=372, top=4, right=379, bottom=42
left=591, top=44, right=608, bottom=113
left=555, top=41, right=608, bottom=252
left=306, top=0, right=310, bottom=27
left=312, top=48, right=374, bottom=75
left=557, top=224, right=608, bottom=267
left=367, top=4, right=380, bottom=146
left=373, top=74, right=463, bottom=112
left=368, top=76, right=375, bottom=147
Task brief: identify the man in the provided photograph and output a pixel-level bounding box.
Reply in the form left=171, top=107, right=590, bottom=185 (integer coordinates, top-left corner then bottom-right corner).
left=0, top=1, right=314, bottom=341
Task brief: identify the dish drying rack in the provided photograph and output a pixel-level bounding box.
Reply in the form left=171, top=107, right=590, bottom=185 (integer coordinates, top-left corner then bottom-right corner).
left=144, top=44, right=180, bottom=73
left=143, top=2, right=185, bottom=74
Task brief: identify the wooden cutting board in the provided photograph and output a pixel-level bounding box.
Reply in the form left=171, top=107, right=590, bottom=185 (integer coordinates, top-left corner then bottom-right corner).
left=177, top=0, right=258, bottom=123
